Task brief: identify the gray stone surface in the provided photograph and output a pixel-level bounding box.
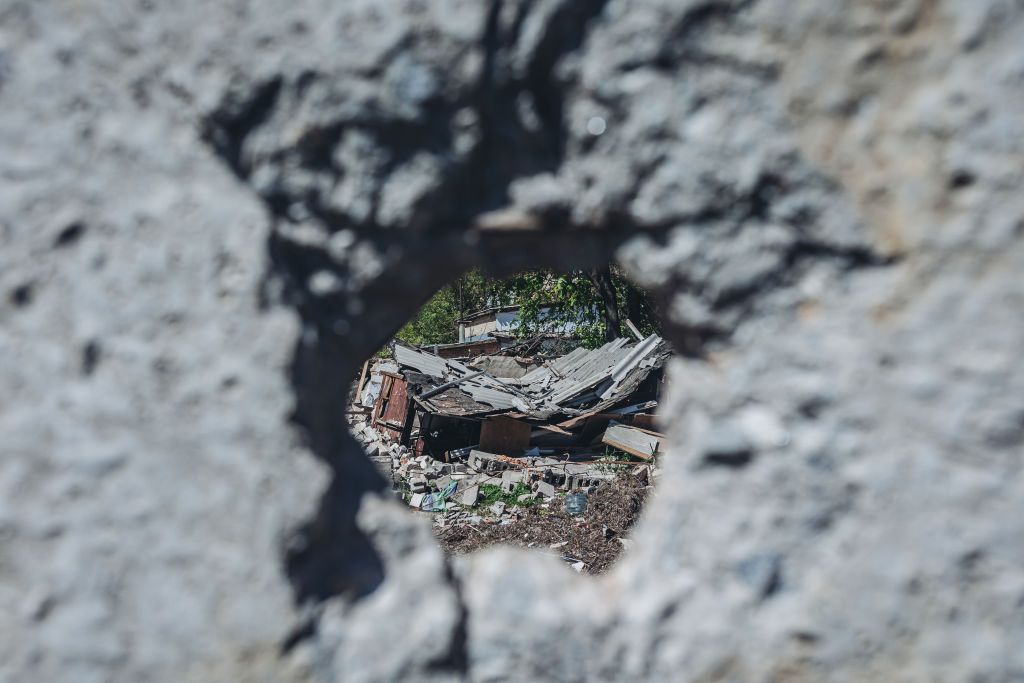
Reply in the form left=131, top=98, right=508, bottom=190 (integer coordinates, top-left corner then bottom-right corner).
left=460, top=485, right=480, bottom=508
left=2, top=0, right=1023, bottom=681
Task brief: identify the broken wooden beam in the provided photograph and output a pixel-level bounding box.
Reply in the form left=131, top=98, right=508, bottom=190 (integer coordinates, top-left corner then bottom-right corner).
left=601, top=422, right=665, bottom=460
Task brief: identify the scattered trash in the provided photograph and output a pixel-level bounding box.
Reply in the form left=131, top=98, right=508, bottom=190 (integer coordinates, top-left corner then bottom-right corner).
left=439, top=479, right=458, bottom=498
left=564, top=491, right=588, bottom=516
left=436, top=472, right=651, bottom=574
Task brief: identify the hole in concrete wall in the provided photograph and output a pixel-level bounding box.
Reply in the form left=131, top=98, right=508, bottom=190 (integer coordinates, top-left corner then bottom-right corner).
left=53, top=221, right=86, bottom=249
left=198, top=65, right=894, bottom=628
left=346, top=265, right=672, bottom=575
left=9, top=281, right=34, bottom=308
left=190, top=24, right=904, bottom=666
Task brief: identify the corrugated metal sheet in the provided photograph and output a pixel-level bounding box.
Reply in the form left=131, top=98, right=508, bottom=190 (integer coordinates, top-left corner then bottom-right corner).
left=394, top=344, right=449, bottom=378
left=460, top=384, right=522, bottom=410
left=599, top=334, right=662, bottom=399
left=610, top=333, right=660, bottom=382
left=392, top=336, right=668, bottom=419
left=394, top=344, right=478, bottom=379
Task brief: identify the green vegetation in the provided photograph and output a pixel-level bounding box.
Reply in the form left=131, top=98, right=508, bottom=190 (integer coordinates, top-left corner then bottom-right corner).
left=393, top=266, right=661, bottom=351
left=477, top=483, right=539, bottom=510
left=596, top=446, right=645, bottom=473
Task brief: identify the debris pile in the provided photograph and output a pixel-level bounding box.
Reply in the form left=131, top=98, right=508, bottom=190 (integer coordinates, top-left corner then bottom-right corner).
left=348, top=334, right=670, bottom=572
left=437, top=472, right=652, bottom=574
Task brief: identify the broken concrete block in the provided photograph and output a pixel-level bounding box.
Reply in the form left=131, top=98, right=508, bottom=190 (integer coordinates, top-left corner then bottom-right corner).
left=533, top=480, right=556, bottom=498
left=517, top=492, right=537, bottom=503
left=501, top=473, right=525, bottom=493
left=459, top=485, right=479, bottom=507
left=489, top=501, right=506, bottom=516
left=409, top=493, right=424, bottom=508
left=501, top=470, right=524, bottom=484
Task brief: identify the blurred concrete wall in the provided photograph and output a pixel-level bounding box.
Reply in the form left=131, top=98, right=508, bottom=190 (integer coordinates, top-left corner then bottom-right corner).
left=2, top=1, right=1022, bottom=680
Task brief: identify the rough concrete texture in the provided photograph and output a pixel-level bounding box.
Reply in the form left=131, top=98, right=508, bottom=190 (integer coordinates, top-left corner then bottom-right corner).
left=2, top=0, right=1023, bottom=681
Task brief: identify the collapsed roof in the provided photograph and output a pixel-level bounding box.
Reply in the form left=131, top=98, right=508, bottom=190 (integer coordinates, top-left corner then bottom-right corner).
left=394, top=334, right=671, bottom=421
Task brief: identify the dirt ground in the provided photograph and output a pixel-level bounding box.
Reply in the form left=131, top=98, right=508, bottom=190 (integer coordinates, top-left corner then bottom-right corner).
left=435, top=473, right=651, bottom=574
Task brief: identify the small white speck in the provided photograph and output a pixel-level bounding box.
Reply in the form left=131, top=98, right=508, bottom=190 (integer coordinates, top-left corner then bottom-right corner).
left=586, top=116, right=607, bottom=136
left=309, top=270, right=342, bottom=296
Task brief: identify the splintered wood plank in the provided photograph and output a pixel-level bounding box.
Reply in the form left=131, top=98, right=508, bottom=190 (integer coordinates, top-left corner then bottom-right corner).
left=355, top=359, right=370, bottom=403
left=601, top=422, right=664, bottom=460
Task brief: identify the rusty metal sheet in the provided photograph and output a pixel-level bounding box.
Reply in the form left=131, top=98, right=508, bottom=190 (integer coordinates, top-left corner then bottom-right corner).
left=373, top=374, right=410, bottom=442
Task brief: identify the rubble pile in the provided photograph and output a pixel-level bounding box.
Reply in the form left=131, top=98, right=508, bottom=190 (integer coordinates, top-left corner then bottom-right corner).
left=347, top=334, right=670, bottom=570
left=436, top=472, right=652, bottom=574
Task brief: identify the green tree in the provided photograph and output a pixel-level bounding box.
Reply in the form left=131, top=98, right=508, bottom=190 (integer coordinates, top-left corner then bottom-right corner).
left=502, top=265, right=660, bottom=348
left=392, top=270, right=491, bottom=348
left=393, top=265, right=660, bottom=351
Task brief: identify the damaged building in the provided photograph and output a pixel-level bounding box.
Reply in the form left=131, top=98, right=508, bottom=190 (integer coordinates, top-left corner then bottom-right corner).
left=359, top=334, right=668, bottom=459
left=350, top=333, right=670, bottom=531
